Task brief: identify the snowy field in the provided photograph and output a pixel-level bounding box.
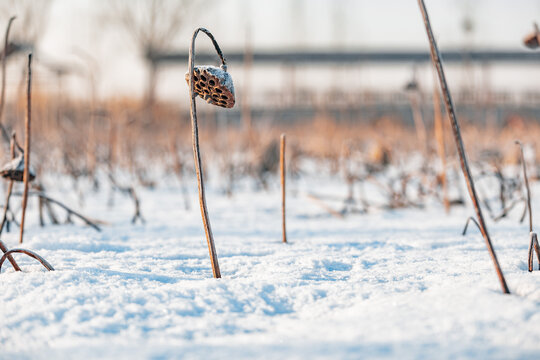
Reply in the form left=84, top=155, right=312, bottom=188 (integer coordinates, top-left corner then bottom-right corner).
left=1, top=167, right=540, bottom=359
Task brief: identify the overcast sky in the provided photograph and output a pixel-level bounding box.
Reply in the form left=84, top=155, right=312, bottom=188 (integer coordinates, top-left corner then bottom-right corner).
left=8, top=0, right=540, bottom=101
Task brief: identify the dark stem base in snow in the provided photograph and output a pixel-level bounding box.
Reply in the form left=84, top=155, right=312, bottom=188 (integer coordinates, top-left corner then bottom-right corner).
left=528, top=232, right=540, bottom=272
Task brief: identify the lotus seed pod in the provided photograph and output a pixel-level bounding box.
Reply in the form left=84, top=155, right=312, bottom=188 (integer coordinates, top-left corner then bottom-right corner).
left=524, top=23, right=540, bottom=49
left=0, top=154, right=36, bottom=182
left=185, top=65, right=235, bottom=108
left=524, top=33, right=539, bottom=49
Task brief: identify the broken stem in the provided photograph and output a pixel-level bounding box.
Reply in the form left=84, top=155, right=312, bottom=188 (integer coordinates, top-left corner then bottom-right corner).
left=528, top=232, right=540, bottom=272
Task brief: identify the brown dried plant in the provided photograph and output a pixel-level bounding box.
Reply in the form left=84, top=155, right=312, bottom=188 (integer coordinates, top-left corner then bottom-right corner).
left=0, top=54, right=53, bottom=274
left=515, top=141, right=540, bottom=272
left=280, top=133, right=287, bottom=243
left=418, top=0, right=510, bottom=294
left=187, top=27, right=235, bottom=278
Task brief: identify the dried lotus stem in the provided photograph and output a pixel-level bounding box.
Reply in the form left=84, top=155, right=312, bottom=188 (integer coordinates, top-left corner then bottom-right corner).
left=528, top=232, right=540, bottom=272
left=280, top=134, right=287, bottom=243
left=515, top=141, right=532, bottom=232
left=418, top=0, right=510, bottom=294
left=188, top=27, right=235, bottom=278
left=0, top=248, right=54, bottom=272
left=462, top=216, right=481, bottom=236
left=19, top=54, right=32, bottom=244
left=0, top=16, right=15, bottom=145
left=0, top=133, right=20, bottom=271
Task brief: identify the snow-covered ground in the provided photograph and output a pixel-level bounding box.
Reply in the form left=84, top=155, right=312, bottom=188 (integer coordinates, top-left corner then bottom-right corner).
left=1, top=168, right=539, bottom=359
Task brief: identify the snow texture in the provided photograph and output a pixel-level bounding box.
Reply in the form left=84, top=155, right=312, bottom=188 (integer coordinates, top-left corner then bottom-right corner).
left=1, top=167, right=539, bottom=359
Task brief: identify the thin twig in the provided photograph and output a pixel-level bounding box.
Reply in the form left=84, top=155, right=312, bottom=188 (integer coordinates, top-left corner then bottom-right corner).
left=280, top=133, right=287, bottom=243
left=107, top=172, right=145, bottom=224
left=12, top=191, right=102, bottom=232
left=515, top=141, right=532, bottom=232
left=0, top=16, right=15, bottom=145
left=462, top=216, right=482, bottom=236
left=433, top=80, right=449, bottom=213
left=418, top=0, right=510, bottom=294
left=0, top=132, right=16, bottom=236
left=306, top=193, right=345, bottom=219
left=0, top=133, right=20, bottom=271
left=19, top=54, right=31, bottom=244
left=492, top=197, right=526, bottom=222
left=169, top=137, right=190, bottom=211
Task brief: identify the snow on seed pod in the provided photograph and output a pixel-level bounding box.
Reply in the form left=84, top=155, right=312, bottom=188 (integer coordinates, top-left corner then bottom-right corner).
left=185, top=65, right=235, bottom=108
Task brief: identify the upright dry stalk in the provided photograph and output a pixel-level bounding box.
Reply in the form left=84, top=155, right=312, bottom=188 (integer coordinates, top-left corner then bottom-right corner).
left=188, top=28, right=228, bottom=278
left=408, top=92, right=428, bottom=154
left=280, top=133, right=287, bottom=243
left=515, top=141, right=532, bottom=232
left=19, top=53, right=31, bottom=244
left=0, top=133, right=20, bottom=270
left=0, top=16, right=16, bottom=145
left=418, top=0, right=510, bottom=294
left=515, top=141, right=540, bottom=272
left=433, top=82, right=449, bottom=213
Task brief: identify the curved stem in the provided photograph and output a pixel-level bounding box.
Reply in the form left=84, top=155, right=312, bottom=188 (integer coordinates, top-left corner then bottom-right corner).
left=0, top=248, right=54, bottom=273
left=462, top=216, right=481, bottom=236
left=189, top=28, right=222, bottom=278
left=12, top=191, right=102, bottom=232
left=192, top=28, right=227, bottom=68
left=418, top=0, right=510, bottom=294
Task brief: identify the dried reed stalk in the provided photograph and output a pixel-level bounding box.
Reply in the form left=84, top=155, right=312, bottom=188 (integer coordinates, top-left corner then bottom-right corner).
left=408, top=92, right=428, bottom=155
left=306, top=193, right=344, bottom=219
left=189, top=27, right=229, bottom=278
left=0, top=133, right=20, bottom=271
left=418, top=0, right=510, bottom=294
left=0, top=248, right=54, bottom=272
left=433, top=82, right=449, bottom=213
left=0, top=16, right=15, bottom=145
left=19, top=54, right=32, bottom=244
left=280, top=134, right=287, bottom=243
left=515, top=141, right=540, bottom=271
left=169, top=136, right=190, bottom=210
left=515, top=141, right=532, bottom=232
left=12, top=191, right=102, bottom=232
left=107, top=172, right=144, bottom=225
